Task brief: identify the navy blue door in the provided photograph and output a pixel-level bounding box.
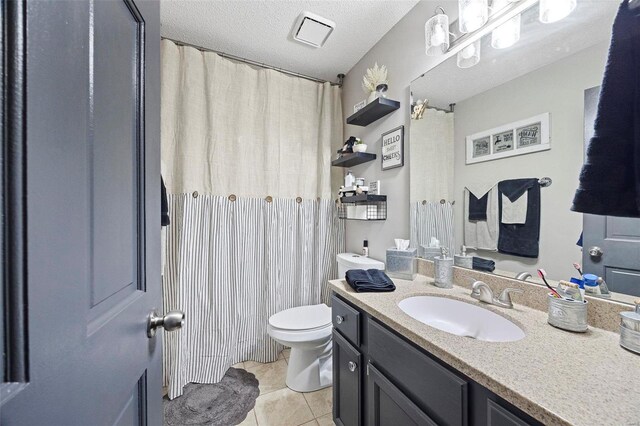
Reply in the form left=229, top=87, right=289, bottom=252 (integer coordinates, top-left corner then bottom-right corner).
left=1, top=0, right=162, bottom=424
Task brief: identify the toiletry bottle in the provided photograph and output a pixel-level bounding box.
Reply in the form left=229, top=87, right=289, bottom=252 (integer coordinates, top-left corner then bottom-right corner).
left=434, top=247, right=454, bottom=288
left=362, top=240, right=369, bottom=257
left=345, top=170, right=355, bottom=188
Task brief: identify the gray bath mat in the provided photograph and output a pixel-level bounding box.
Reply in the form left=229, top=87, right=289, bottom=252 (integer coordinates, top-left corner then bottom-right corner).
left=164, top=368, right=260, bottom=425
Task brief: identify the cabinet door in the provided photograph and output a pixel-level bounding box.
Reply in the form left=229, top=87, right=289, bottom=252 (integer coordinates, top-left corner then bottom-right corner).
left=333, top=330, right=362, bottom=426
left=487, top=400, right=531, bottom=426
left=367, top=363, right=437, bottom=426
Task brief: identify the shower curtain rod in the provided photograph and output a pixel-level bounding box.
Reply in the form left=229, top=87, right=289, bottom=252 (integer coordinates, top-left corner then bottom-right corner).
left=162, top=37, right=344, bottom=87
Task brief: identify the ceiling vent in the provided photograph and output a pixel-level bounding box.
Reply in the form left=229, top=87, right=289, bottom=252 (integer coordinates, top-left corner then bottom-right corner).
left=292, top=12, right=335, bottom=48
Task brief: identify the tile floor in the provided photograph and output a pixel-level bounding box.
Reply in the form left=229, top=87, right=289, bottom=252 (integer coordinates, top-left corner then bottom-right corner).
left=236, top=348, right=336, bottom=426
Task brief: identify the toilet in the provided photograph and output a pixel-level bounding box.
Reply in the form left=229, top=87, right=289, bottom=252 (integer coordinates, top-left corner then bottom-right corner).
left=267, top=253, right=385, bottom=393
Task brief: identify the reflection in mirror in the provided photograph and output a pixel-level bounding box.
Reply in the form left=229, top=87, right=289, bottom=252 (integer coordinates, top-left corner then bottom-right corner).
left=409, top=2, right=639, bottom=303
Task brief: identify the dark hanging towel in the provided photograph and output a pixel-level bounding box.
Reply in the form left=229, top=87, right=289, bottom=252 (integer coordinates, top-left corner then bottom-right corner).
left=468, top=192, right=488, bottom=221
left=498, top=178, right=540, bottom=258
left=161, top=177, right=170, bottom=227
left=571, top=1, right=640, bottom=218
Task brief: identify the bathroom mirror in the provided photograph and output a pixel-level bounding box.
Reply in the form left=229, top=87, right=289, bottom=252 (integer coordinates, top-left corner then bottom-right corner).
left=409, top=1, right=639, bottom=303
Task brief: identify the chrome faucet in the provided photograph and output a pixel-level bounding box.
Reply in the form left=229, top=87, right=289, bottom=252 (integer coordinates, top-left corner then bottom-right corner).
left=515, top=271, right=532, bottom=281
left=471, top=281, right=523, bottom=309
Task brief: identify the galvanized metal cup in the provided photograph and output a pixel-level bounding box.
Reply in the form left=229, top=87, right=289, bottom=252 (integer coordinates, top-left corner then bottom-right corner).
left=547, top=294, right=588, bottom=333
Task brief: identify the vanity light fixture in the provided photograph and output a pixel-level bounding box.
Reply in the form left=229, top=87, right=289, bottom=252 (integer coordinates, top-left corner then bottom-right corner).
left=539, top=0, right=577, bottom=24
left=458, top=0, right=489, bottom=33
left=457, top=39, right=481, bottom=68
left=491, top=0, right=521, bottom=49
left=425, top=7, right=450, bottom=56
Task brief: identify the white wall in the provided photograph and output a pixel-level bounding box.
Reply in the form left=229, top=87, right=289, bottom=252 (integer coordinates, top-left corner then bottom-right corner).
left=341, top=1, right=458, bottom=261
left=453, top=42, right=609, bottom=280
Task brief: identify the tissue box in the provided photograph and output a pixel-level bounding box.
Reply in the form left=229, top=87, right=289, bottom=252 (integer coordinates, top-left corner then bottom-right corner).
left=420, top=245, right=441, bottom=261
left=386, top=248, right=417, bottom=280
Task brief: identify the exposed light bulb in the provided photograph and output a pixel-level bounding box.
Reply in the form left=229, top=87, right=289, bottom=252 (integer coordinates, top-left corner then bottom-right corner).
left=539, top=0, right=577, bottom=24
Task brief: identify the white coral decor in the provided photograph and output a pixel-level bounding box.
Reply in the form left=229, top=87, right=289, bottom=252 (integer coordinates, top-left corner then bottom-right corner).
left=362, top=62, right=388, bottom=94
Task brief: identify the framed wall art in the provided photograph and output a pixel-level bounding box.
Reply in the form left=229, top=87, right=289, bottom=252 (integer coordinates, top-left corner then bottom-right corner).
left=381, top=125, right=404, bottom=170
left=465, top=113, right=550, bottom=164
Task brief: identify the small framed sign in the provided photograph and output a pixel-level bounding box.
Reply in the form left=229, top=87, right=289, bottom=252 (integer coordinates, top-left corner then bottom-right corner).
left=381, top=125, right=404, bottom=170
left=465, top=113, right=550, bottom=164
left=353, top=100, right=366, bottom=113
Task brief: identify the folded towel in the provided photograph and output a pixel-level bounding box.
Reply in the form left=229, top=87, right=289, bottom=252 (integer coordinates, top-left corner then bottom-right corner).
left=345, top=269, right=396, bottom=293
left=464, top=186, right=499, bottom=251
left=468, top=192, right=488, bottom=221
left=473, top=257, right=496, bottom=272
left=501, top=192, right=528, bottom=224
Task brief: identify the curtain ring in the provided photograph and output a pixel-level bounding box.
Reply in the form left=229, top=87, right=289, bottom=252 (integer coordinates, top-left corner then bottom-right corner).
left=422, top=200, right=427, bottom=205
left=316, top=197, right=321, bottom=202
left=265, top=196, right=273, bottom=203
left=451, top=200, right=455, bottom=205
left=192, top=191, right=199, bottom=198
left=296, top=196, right=302, bottom=204
left=228, top=194, right=237, bottom=202
left=440, top=199, right=446, bottom=204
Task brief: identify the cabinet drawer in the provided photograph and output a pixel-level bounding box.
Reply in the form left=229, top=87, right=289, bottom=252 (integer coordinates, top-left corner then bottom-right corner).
left=487, top=400, right=531, bottom=426
left=332, top=294, right=361, bottom=347
left=367, top=363, right=437, bottom=426
left=333, top=330, right=362, bottom=426
left=368, top=319, right=469, bottom=426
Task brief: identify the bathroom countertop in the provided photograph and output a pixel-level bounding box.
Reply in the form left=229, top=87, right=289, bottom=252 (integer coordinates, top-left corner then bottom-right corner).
left=329, top=275, right=640, bottom=426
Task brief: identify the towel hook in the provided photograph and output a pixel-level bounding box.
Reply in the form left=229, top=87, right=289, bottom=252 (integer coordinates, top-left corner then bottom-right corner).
left=538, top=177, right=552, bottom=187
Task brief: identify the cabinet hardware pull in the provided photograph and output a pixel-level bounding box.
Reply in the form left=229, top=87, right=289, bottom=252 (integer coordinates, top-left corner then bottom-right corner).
left=348, top=361, right=357, bottom=372
left=335, top=315, right=345, bottom=324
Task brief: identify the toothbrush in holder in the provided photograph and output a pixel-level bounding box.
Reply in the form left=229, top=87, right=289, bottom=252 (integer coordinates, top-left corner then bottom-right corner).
left=572, top=262, right=583, bottom=276
left=538, top=269, right=562, bottom=299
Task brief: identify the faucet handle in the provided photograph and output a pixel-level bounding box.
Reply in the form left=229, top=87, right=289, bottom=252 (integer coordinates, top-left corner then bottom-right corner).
left=498, top=288, right=523, bottom=307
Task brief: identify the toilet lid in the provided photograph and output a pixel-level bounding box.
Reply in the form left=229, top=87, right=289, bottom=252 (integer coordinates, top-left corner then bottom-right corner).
left=269, top=304, right=331, bottom=331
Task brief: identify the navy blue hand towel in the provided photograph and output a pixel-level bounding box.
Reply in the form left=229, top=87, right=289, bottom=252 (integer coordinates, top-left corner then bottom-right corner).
left=472, top=257, right=495, bottom=272
left=498, top=178, right=540, bottom=258
left=468, top=192, right=488, bottom=221
left=161, top=177, right=170, bottom=227
left=345, top=269, right=396, bottom=293
left=572, top=1, right=640, bottom=217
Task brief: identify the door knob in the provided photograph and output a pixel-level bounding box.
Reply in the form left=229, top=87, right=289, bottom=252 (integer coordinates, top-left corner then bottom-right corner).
left=588, top=246, right=604, bottom=258
left=147, top=310, right=185, bottom=338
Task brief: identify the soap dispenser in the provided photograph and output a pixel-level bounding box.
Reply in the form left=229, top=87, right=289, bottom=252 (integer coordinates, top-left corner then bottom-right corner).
left=434, top=247, right=453, bottom=289
left=620, top=300, right=640, bottom=355
left=454, top=245, right=473, bottom=269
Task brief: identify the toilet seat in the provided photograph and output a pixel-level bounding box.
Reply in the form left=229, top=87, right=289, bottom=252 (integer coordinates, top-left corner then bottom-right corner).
left=268, top=304, right=332, bottom=344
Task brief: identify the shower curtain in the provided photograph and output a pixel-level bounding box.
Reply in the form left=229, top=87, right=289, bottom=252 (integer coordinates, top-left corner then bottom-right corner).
left=409, top=108, right=455, bottom=254
left=160, top=40, right=344, bottom=399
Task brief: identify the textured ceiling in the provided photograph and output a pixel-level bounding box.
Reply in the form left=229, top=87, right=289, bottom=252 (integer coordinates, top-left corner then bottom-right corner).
left=160, top=0, right=420, bottom=83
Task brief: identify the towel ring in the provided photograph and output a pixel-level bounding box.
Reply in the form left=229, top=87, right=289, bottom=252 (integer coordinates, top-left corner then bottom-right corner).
left=296, top=197, right=302, bottom=204
left=192, top=191, right=199, bottom=198
left=228, top=194, right=237, bottom=202
left=265, top=196, right=273, bottom=203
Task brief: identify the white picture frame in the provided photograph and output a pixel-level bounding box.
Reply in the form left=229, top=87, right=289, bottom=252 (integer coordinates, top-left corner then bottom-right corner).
left=465, top=113, right=550, bottom=164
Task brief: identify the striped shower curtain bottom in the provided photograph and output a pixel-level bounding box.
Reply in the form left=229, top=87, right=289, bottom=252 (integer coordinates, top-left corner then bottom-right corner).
left=409, top=201, right=455, bottom=256
left=162, top=194, right=345, bottom=399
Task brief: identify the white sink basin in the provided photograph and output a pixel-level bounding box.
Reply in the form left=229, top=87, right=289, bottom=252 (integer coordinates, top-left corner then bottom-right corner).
left=398, top=296, right=525, bottom=342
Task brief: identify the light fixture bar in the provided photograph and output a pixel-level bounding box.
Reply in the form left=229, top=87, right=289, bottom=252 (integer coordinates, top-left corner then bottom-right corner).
left=448, top=0, right=538, bottom=54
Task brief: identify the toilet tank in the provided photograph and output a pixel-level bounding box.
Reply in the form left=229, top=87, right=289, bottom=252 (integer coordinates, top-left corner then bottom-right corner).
left=337, top=253, right=385, bottom=278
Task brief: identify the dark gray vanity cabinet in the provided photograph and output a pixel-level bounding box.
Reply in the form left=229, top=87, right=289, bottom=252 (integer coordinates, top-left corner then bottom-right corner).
left=332, top=293, right=542, bottom=426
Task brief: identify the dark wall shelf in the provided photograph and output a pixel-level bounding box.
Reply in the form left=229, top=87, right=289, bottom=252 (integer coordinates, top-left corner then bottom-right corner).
left=331, top=152, right=376, bottom=168
left=340, top=194, right=386, bottom=203
left=346, top=98, right=400, bottom=127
